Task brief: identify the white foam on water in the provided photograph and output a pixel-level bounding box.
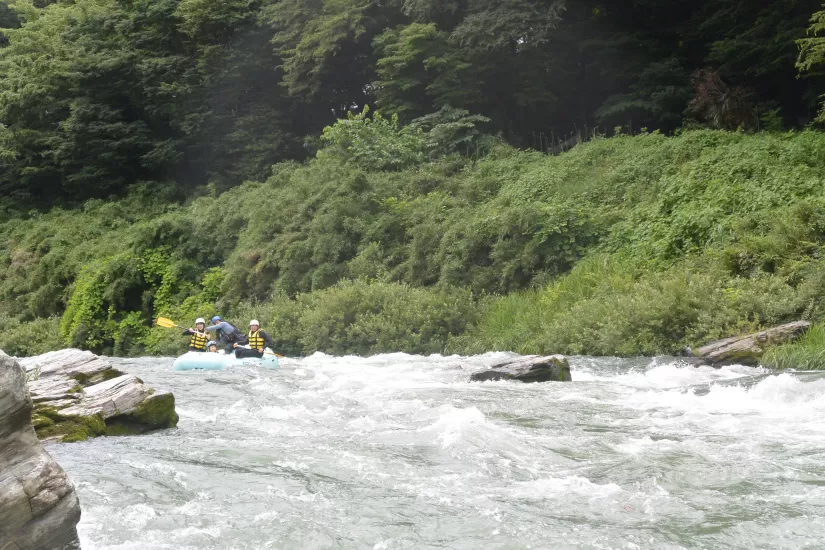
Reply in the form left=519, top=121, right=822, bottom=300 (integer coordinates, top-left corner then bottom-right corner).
left=622, top=372, right=825, bottom=418
left=418, top=405, right=488, bottom=447
left=510, top=475, right=623, bottom=500
left=574, top=359, right=764, bottom=388
left=54, top=353, right=825, bottom=550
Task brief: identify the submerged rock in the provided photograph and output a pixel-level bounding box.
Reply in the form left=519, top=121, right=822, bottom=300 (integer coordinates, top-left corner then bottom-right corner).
left=19, top=349, right=178, bottom=442
left=0, top=351, right=81, bottom=550
left=693, top=321, right=812, bottom=367
left=471, top=355, right=572, bottom=383
left=675, top=356, right=710, bottom=368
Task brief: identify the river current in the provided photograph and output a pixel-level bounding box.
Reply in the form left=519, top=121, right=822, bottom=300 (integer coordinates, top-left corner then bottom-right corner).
left=47, top=353, right=825, bottom=549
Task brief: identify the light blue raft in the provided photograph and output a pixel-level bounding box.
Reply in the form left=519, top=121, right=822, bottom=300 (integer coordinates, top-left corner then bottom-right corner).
left=173, top=351, right=279, bottom=371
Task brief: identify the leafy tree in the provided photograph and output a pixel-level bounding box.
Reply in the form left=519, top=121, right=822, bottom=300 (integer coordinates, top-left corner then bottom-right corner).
left=2, top=0, right=825, bottom=208
left=595, top=58, right=693, bottom=133
left=0, top=0, right=200, bottom=201
left=0, top=1, right=20, bottom=46
left=373, top=22, right=475, bottom=120
left=262, top=0, right=402, bottom=114
left=797, top=5, right=825, bottom=123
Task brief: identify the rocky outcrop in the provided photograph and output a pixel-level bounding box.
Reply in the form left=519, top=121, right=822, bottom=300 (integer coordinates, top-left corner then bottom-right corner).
left=19, top=349, right=178, bottom=442
left=693, top=321, right=812, bottom=367
left=471, top=355, right=572, bottom=383
left=0, top=351, right=81, bottom=550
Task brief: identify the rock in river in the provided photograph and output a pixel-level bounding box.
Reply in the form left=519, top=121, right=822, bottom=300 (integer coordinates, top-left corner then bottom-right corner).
left=18, top=348, right=179, bottom=442
left=693, top=320, right=812, bottom=367
left=471, top=355, right=572, bottom=383
left=0, top=350, right=81, bottom=550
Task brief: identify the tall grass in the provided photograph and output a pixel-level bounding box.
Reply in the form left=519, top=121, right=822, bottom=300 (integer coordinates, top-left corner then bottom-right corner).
left=762, top=324, right=825, bottom=370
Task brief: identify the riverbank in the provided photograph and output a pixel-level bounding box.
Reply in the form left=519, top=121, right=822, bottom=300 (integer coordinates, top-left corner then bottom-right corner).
left=3, top=130, right=825, bottom=364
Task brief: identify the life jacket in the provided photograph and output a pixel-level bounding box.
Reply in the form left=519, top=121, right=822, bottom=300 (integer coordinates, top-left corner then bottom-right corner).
left=189, top=331, right=208, bottom=350
left=247, top=329, right=265, bottom=349
left=220, top=322, right=244, bottom=343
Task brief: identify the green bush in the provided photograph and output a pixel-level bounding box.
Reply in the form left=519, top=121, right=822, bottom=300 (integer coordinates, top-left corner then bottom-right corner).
left=0, top=317, right=63, bottom=357
left=453, top=255, right=808, bottom=357
left=319, top=105, right=492, bottom=172
left=233, top=280, right=480, bottom=356
left=319, top=106, right=427, bottom=171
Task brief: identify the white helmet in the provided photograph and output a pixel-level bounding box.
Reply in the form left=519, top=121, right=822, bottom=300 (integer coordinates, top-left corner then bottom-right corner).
left=195, top=318, right=206, bottom=324
left=249, top=319, right=260, bottom=326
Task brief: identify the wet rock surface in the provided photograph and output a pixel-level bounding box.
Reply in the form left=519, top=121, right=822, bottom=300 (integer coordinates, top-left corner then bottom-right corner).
left=693, top=321, right=812, bottom=366
left=0, top=351, right=81, bottom=550
left=20, top=349, right=178, bottom=442
left=470, top=354, right=573, bottom=382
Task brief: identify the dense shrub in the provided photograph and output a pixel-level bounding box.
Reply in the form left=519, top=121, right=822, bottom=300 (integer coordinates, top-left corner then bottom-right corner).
left=232, top=280, right=479, bottom=356
left=5, top=129, right=825, bottom=357
left=453, top=256, right=809, bottom=357
left=0, top=317, right=62, bottom=357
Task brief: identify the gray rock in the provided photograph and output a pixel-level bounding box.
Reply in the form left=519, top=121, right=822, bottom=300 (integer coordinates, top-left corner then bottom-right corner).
left=471, top=355, right=572, bottom=383
left=0, top=351, right=81, bottom=550
left=19, top=348, right=178, bottom=442
left=693, top=321, right=812, bottom=367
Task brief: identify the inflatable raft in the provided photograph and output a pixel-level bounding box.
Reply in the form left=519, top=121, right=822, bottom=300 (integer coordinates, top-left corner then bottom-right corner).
left=173, top=351, right=279, bottom=371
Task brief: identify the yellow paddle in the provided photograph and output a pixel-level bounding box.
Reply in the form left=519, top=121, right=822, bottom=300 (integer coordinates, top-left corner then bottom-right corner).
left=156, top=316, right=208, bottom=337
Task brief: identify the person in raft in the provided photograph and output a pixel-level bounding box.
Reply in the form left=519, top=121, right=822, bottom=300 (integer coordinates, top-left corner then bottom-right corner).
left=204, top=315, right=245, bottom=354
left=182, top=317, right=209, bottom=352
left=206, top=340, right=220, bottom=353
left=234, top=319, right=275, bottom=358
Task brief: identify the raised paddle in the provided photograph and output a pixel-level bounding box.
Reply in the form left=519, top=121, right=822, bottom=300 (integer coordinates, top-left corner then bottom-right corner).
left=156, top=316, right=209, bottom=337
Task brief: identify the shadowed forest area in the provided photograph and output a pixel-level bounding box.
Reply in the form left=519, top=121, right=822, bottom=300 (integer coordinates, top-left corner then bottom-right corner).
left=3, top=0, right=825, bottom=204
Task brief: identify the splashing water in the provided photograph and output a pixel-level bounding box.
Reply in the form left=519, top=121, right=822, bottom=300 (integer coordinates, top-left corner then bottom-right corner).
left=47, top=353, right=825, bottom=549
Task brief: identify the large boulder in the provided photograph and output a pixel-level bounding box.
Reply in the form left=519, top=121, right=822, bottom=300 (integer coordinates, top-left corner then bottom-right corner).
left=693, top=321, right=812, bottom=367
left=19, top=349, right=178, bottom=442
left=0, top=351, right=81, bottom=550
left=471, top=355, right=572, bottom=383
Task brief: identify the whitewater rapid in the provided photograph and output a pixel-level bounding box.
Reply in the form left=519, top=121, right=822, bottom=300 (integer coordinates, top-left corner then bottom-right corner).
left=47, top=353, right=825, bottom=549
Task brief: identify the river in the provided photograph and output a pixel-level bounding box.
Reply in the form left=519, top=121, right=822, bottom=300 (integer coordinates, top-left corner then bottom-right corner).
left=47, top=353, right=825, bottom=549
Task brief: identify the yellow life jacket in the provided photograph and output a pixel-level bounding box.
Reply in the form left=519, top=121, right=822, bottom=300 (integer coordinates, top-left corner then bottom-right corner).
left=189, top=331, right=208, bottom=350
left=248, top=329, right=265, bottom=350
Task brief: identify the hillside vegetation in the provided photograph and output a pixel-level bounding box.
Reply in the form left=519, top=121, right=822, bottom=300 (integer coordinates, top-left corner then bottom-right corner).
left=6, top=0, right=825, bottom=364
left=4, top=127, right=825, bottom=360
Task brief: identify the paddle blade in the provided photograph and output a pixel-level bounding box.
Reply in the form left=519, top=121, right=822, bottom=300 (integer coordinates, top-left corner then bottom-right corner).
left=156, top=317, right=179, bottom=328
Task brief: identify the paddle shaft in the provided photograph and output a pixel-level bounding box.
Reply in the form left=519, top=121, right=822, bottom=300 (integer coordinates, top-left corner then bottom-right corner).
left=236, top=344, right=284, bottom=358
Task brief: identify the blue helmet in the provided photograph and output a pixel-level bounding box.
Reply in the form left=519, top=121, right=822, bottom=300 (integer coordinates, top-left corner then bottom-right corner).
left=211, top=315, right=222, bottom=323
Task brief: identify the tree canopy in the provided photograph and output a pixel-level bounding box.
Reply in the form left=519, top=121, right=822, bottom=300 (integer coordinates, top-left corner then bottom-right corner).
left=1, top=0, right=825, bottom=205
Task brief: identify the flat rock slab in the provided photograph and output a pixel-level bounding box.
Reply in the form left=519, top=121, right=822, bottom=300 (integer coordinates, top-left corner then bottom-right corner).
left=0, top=351, right=81, bottom=550
left=17, top=348, right=178, bottom=442
left=471, top=355, right=572, bottom=383
left=694, top=321, right=812, bottom=366
left=21, top=349, right=115, bottom=385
